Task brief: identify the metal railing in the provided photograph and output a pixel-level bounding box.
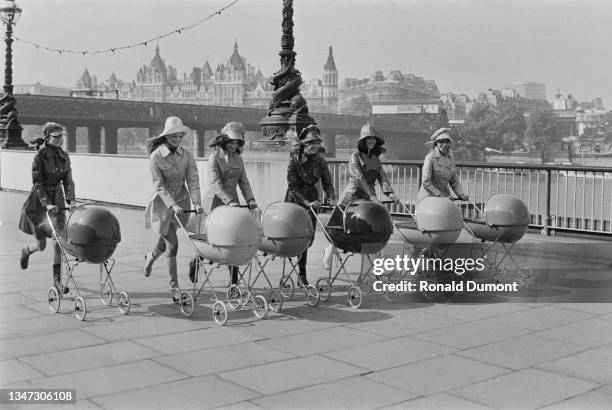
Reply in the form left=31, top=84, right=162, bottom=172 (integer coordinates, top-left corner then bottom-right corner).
left=327, top=159, right=612, bottom=236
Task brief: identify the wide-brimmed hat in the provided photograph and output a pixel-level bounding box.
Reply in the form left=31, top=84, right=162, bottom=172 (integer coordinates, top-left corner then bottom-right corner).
left=146, top=116, right=191, bottom=145
left=429, top=127, right=453, bottom=144
left=298, top=124, right=323, bottom=145
left=42, top=122, right=65, bottom=138
left=209, top=122, right=246, bottom=148
left=359, top=123, right=385, bottom=144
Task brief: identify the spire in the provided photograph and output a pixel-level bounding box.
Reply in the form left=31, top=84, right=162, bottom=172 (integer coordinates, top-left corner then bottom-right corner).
left=324, top=45, right=336, bottom=71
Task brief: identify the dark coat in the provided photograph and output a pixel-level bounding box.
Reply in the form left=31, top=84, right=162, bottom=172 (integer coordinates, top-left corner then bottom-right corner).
left=18, top=145, right=75, bottom=239
left=285, top=152, right=335, bottom=207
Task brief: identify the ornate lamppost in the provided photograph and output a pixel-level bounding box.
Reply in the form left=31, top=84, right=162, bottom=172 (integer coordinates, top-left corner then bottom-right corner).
left=260, top=0, right=316, bottom=143
left=0, top=0, right=25, bottom=149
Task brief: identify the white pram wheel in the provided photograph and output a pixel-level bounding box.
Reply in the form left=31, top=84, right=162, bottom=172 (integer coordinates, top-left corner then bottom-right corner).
left=179, top=291, right=195, bottom=317
left=212, top=301, right=228, bottom=325
left=268, top=290, right=283, bottom=313
left=252, top=295, right=268, bottom=319
left=279, top=275, right=295, bottom=299
left=348, top=286, right=363, bottom=309
left=117, top=291, right=131, bottom=315
left=304, top=285, right=320, bottom=307
left=316, top=278, right=331, bottom=302
left=100, top=282, right=113, bottom=306
left=74, top=296, right=87, bottom=321
left=357, top=273, right=373, bottom=295
left=226, top=285, right=244, bottom=310
left=48, top=287, right=61, bottom=313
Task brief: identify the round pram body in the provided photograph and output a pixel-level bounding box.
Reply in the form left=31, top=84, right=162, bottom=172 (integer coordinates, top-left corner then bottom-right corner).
left=259, top=202, right=313, bottom=257
left=326, top=200, right=393, bottom=254
left=465, top=194, right=529, bottom=243
left=397, top=197, right=463, bottom=249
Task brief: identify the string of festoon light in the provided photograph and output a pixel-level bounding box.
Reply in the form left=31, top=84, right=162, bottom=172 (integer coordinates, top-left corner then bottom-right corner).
left=14, top=0, right=240, bottom=55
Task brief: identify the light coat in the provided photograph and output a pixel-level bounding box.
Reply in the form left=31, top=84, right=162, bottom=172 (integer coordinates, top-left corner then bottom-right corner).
left=202, top=150, right=255, bottom=213
left=144, top=145, right=201, bottom=235
left=416, top=146, right=465, bottom=203
left=340, top=150, right=393, bottom=206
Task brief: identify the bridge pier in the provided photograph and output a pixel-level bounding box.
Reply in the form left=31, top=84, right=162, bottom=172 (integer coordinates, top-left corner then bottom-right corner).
left=63, top=123, right=77, bottom=153
left=193, top=128, right=206, bottom=158
left=323, top=130, right=337, bottom=158
left=87, top=125, right=102, bottom=153
left=104, top=125, right=118, bottom=154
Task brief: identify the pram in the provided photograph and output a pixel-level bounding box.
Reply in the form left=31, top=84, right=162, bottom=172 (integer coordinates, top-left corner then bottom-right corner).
left=314, top=200, right=394, bottom=308
left=47, top=204, right=129, bottom=321
left=249, top=202, right=320, bottom=310
left=391, top=196, right=464, bottom=301
left=462, top=194, right=533, bottom=287
left=174, top=205, right=262, bottom=325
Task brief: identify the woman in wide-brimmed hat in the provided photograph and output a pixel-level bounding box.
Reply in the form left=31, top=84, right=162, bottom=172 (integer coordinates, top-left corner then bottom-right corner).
left=19, top=122, right=76, bottom=294
left=285, top=124, right=336, bottom=286
left=415, top=127, right=468, bottom=203
left=202, top=121, right=257, bottom=285
left=143, top=116, right=203, bottom=302
left=323, top=123, right=399, bottom=269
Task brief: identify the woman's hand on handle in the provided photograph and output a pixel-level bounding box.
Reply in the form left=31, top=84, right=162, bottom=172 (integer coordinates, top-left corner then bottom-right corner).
left=309, top=200, right=321, bottom=211
left=172, top=204, right=184, bottom=215
left=248, top=199, right=258, bottom=210
left=195, top=204, right=204, bottom=214
left=46, top=204, right=58, bottom=214
left=388, top=193, right=400, bottom=205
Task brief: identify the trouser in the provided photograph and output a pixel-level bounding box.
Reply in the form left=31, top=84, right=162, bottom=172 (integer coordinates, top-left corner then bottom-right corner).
left=150, top=223, right=179, bottom=288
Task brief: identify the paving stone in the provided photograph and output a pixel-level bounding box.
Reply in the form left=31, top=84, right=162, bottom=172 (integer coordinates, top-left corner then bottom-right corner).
left=554, top=303, right=612, bottom=315
left=422, top=303, right=531, bottom=322
left=457, top=334, right=586, bottom=370
left=539, top=391, right=612, bottom=410
left=81, top=316, right=211, bottom=342
left=345, top=310, right=465, bottom=338
left=324, top=335, right=456, bottom=371
left=219, top=356, right=366, bottom=395
left=539, top=344, right=612, bottom=384
left=0, top=329, right=107, bottom=360
left=135, top=326, right=263, bottom=355
left=534, top=318, right=612, bottom=347
left=0, top=358, right=45, bottom=385
left=493, top=305, right=595, bottom=330
left=414, top=319, right=529, bottom=349
left=25, top=359, right=186, bottom=399
left=91, top=375, right=259, bottom=410
left=19, top=340, right=160, bottom=376
left=0, top=305, right=45, bottom=322
left=257, top=326, right=386, bottom=357
left=452, top=368, right=599, bottom=409
left=154, top=342, right=295, bottom=377
left=0, top=314, right=92, bottom=339
left=380, top=392, right=494, bottom=409
left=366, top=354, right=509, bottom=395
left=252, top=376, right=417, bottom=409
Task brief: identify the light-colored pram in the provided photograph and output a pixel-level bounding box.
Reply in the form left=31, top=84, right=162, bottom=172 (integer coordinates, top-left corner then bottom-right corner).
left=47, top=204, right=130, bottom=321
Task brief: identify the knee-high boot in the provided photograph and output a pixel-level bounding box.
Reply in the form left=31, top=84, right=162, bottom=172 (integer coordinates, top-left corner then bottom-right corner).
left=144, top=238, right=166, bottom=277
left=298, top=250, right=309, bottom=286
left=228, top=266, right=239, bottom=285
left=53, top=264, right=69, bottom=294
left=167, top=256, right=179, bottom=302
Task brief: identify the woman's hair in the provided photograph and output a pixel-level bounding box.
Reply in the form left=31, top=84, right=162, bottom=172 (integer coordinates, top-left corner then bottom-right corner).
left=218, top=139, right=242, bottom=155
left=31, top=137, right=47, bottom=150
left=146, top=138, right=166, bottom=156
left=357, top=138, right=385, bottom=156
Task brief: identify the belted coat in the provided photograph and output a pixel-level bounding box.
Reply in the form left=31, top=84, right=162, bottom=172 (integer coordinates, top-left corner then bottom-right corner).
left=19, top=145, right=75, bottom=239
left=202, top=150, right=255, bottom=213
left=416, top=146, right=465, bottom=203
left=340, top=150, right=393, bottom=206
left=285, top=152, right=335, bottom=207
left=144, top=144, right=201, bottom=235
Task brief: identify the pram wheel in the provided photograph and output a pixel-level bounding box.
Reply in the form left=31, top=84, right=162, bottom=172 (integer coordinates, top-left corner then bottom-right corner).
left=100, top=281, right=113, bottom=306
left=48, top=286, right=61, bottom=313
left=348, top=286, right=363, bottom=309
left=268, top=290, right=283, bottom=313
left=226, top=285, right=244, bottom=310
left=212, top=301, right=228, bottom=325
left=421, top=273, right=447, bottom=302
left=383, top=272, right=400, bottom=302
left=316, top=278, right=332, bottom=302
left=252, top=295, right=269, bottom=319
left=74, top=296, right=87, bottom=321
left=279, top=275, right=295, bottom=299
left=357, top=273, right=373, bottom=295
left=179, top=291, right=195, bottom=317
left=117, top=291, right=131, bottom=315
left=304, top=285, right=320, bottom=307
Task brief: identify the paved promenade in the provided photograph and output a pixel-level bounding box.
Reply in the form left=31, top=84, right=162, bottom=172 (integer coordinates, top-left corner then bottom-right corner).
left=1, top=190, right=612, bottom=409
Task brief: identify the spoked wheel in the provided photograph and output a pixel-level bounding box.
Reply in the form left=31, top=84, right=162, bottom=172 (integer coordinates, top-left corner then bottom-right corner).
left=347, top=286, right=363, bottom=309
left=517, top=268, right=534, bottom=288
left=357, top=273, right=373, bottom=295
left=212, top=301, right=228, bottom=326
left=226, top=285, right=243, bottom=310
left=316, top=278, right=332, bottom=302
left=74, top=296, right=87, bottom=321
left=421, top=272, right=447, bottom=302
left=99, top=281, right=113, bottom=306
left=383, top=272, right=400, bottom=302
left=268, top=290, right=283, bottom=313
left=179, top=291, right=195, bottom=317
left=117, top=291, right=131, bottom=315
left=48, top=286, right=61, bottom=313
left=279, top=275, right=295, bottom=299
left=252, top=295, right=268, bottom=319
left=304, top=285, right=320, bottom=307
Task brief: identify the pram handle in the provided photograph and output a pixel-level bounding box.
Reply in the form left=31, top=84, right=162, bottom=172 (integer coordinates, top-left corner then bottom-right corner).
left=380, top=200, right=397, bottom=204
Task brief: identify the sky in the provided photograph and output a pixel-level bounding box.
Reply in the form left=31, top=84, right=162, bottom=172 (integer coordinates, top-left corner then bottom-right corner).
left=10, top=0, right=612, bottom=106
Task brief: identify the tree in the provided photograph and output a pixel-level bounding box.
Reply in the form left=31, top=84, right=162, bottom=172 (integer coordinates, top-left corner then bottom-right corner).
left=524, top=108, right=560, bottom=162
left=341, top=96, right=371, bottom=116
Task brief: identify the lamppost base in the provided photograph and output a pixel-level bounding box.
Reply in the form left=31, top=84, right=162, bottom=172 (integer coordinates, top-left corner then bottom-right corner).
left=0, top=125, right=29, bottom=150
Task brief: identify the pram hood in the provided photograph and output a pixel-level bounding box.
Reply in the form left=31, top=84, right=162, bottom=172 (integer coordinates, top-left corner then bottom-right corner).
left=415, top=197, right=463, bottom=232
left=207, top=206, right=261, bottom=247
left=63, top=205, right=121, bottom=263
left=261, top=202, right=313, bottom=239
left=484, top=194, right=530, bottom=226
